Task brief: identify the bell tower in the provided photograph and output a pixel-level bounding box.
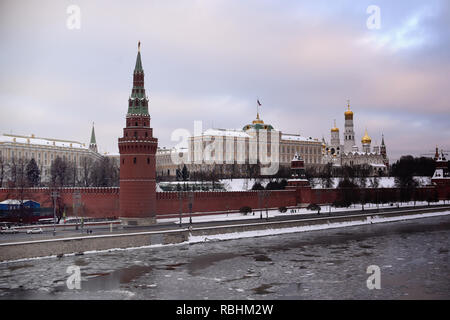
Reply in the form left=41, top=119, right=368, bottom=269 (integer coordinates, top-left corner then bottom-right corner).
left=118, top=42, right=158, bottom=224
left=343, top=100, right=355, bottom=154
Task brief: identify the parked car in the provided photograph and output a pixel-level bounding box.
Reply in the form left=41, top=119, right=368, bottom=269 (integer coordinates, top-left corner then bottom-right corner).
left=26, top=228, right=43, bottom=234
left=1, top=228, right=19, bottom=234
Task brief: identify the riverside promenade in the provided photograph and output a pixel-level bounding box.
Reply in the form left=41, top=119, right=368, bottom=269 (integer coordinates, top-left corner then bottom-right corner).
left=1, top=204, right=450, bottom=262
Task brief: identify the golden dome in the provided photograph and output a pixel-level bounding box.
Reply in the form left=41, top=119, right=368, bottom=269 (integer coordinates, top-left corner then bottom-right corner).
left=331, top=119, right=339, bottom=132
left=344, top=100, right=353, bottom=116
left=252, top=112, right=264, bottom=125
left=361, top=129, right=371, bottom=144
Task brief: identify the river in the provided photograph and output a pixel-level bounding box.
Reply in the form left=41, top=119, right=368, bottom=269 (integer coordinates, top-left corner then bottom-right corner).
left=0, top=215, right=449, bottom=299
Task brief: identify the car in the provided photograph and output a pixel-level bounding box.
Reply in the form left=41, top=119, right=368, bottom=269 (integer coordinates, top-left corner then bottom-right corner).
left=26, top=228, right=43, bottom=234
left=1, top=228, right=19, bottom=234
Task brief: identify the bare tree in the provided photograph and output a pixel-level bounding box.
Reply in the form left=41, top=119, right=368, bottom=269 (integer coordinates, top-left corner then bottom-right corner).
left=50, top=156, right=70, bottom=187
left=0, top=156, right=5, bottom=188
left=80, top=156, right=93, bottom=187
left=91, top=157, right=119, bottom=187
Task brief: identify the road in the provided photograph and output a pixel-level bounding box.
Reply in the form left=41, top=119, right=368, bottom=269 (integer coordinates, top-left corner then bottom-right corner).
left=1, top=203, right=449, bottom=244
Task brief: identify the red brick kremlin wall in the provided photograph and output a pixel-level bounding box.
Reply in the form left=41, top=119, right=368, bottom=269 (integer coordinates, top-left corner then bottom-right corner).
left=0, top=184, right=446, bottom=219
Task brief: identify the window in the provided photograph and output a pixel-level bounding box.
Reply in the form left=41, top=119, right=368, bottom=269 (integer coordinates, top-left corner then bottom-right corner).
left=147, top=158, right=150, bottom=164
left=133, top=157, right=136, bottom=164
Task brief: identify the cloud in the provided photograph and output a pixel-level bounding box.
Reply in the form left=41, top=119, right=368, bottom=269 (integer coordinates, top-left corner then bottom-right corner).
left=0, top=0, right=449, bottom=162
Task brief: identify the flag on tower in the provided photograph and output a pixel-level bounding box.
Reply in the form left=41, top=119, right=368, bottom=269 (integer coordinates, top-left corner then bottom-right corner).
left=257, top=99, right=262, bottom=106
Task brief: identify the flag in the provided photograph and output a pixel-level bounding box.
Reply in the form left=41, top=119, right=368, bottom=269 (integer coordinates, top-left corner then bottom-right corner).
left=257, top=99, right=262, bottom=106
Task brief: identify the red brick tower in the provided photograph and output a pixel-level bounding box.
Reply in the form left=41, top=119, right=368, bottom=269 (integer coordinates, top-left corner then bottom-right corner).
left=118, top=42, right=158, bottom=224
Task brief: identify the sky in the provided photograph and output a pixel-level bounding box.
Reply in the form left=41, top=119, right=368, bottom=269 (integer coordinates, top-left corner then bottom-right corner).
left=0, top=0, right=449, bottom=162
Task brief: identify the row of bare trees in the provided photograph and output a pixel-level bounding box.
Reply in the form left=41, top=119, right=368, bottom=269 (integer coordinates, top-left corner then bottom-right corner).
left=0, top=156, right=119, bottom=189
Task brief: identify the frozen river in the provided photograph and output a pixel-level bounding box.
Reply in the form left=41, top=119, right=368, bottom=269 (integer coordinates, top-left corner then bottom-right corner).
left=0, top=215, right=449, bottom=299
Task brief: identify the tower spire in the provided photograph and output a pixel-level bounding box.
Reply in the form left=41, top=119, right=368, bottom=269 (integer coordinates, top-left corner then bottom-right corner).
left=134, top=41, right=143, bottom=73
left=128, top=42, right=148, bottom=115
left=89, top=122, right=98, bottom=153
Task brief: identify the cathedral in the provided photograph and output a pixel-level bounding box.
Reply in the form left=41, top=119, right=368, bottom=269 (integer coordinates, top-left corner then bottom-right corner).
left=322, top=101, right=389, bottom=174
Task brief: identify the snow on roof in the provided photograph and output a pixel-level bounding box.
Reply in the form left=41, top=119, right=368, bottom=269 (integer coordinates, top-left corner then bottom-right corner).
left=0, top=134, right=87, bottom=150
left=201, top=129, right=251, bottom=138
left=157, top=147, right=188, bottom=154
left=369, top=163, right=386, bottom=167
left=0, top=199, right=36, bottom=205
left=281, top=134, right=318, bottom=142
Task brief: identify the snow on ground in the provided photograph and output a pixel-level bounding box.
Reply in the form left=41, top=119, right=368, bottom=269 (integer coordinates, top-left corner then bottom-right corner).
left=157, top=200, right=447, bottom=225
left=187, top=210, right=450, bottom=244
left=220, top=179, right=270, bottom=191
left=219, top=176, right=432, bottom=191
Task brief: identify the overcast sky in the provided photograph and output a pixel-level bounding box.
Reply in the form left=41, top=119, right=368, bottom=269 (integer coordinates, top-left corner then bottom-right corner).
left=1, top=0, right=449, bottom=162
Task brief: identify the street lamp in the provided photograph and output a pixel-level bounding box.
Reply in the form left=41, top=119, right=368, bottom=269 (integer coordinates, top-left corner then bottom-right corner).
left=51, top=191, right=59, bottom=236
left=188, top=192, right=193, bottom=225
left=73, top=190, right=81, bottom=233
left=178, top=191, right=183, bottom=227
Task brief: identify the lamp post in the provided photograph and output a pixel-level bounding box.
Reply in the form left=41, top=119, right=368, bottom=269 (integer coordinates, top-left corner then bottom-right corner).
left=258, top=191, right=263, bottom=219
left=188, top=191, right=194, bottom=225
left=73, top=190, right=81, bottom=233
left=178, top=191, right=183, bottom=227
left=51, top=191, right=59, bottom=236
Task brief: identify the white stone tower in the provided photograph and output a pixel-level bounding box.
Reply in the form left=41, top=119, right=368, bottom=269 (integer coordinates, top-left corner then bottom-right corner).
left=343, top=100, right=355, bottom=153
left=330, top=119, right=340, bottom=155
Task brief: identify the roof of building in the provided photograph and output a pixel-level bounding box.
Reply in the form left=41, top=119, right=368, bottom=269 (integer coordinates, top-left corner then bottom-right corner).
left=282, top=134, right=319, bottom=143
left=0, top=133, right=88, bottom=150
left=90, top=123, right=97, bottom=145
left=242, top=112, right=275, bottom=131
left=201, top=128, right=252, bottom=138
left=0, top=199, right=38, bottom=205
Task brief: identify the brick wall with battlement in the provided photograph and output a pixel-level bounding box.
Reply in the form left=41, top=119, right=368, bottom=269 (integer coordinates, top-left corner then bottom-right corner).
left=0, top=184, right=446, bottom=220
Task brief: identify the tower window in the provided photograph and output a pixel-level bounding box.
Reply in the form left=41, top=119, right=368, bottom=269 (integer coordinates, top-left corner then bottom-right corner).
left=147, top=158, right=150, bottom=164
left=135, top=122, right=138, bottom=126
left=145, top=132, right=148, bottom=137
left=133, top=157, right=136, bottom=164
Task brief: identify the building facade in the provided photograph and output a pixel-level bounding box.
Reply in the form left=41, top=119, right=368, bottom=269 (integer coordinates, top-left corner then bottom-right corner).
left=156, top=111, right=323, bottom=177
left=0, top=124, right=102, bottom=184
left=322, top=101, right=389, bottom=174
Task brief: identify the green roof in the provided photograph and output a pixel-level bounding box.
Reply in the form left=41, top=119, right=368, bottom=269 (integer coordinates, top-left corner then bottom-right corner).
left=90, top=124, right=96, bottom=144
left=243, top=123, right=274, bottom=131
left=134, top=51, right=143, bottom=73
left=127, top=45, right=149, bottom=115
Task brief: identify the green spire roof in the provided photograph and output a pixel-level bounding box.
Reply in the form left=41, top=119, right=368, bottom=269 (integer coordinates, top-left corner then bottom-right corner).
left=90, top=123, right=96, bottom=144
left=134, top=41, right=143, bottom=73
left=134, top=51, right=143, bottom=73
left=127, top=42, right=149, bottom=116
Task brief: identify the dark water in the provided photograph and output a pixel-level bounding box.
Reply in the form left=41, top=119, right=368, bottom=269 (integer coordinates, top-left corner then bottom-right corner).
left=0, top=215, right=449, bottom=299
